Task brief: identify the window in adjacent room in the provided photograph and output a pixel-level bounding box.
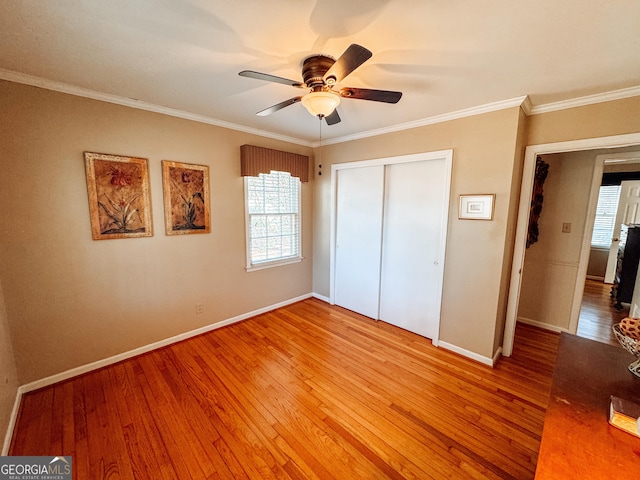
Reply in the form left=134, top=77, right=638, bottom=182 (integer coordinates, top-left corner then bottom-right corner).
left=244, top=170, right=301, bottom=270
left=591, top=184, right=621, bottom=248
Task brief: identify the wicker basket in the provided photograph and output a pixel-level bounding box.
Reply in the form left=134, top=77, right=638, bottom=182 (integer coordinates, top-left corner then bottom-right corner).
left=613, top=323, right=640, bottom=377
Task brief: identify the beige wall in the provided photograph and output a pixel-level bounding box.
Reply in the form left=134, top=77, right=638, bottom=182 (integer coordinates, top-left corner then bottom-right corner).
left=313, top=106, right=525, bottom=360
left=527, top=96, right=640, bottom=145
left=518, top=151, right=597, bottom=330
left=0, top=80, right=313, bottom=384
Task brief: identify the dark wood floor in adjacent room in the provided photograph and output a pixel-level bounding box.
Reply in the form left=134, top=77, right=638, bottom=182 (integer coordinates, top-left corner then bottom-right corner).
left=10, top=298, right=559, bottom=480
left=577, top=279, right=628, bottom=346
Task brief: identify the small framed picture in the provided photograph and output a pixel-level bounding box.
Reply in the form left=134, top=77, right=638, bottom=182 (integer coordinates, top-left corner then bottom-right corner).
left=459, top=194, right=495, bottom=220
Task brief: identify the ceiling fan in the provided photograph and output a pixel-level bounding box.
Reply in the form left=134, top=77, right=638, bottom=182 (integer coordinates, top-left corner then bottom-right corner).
left=239, top=44, right=402, bottom=125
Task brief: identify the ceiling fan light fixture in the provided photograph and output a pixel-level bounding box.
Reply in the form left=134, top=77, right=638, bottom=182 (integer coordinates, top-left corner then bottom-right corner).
left=301, top=91, right=340, bottom=118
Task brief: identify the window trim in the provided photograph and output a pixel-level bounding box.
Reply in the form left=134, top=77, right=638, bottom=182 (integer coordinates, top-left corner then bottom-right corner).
left=245, top=255, right=303, bottom=272
left=243, top=172, right=302, bottom=271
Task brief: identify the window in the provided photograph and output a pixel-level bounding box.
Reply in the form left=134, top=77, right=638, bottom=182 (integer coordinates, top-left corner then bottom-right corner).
left=591, top=185, right=621, bottom=248
left=245, top=170, right=301, bottom=270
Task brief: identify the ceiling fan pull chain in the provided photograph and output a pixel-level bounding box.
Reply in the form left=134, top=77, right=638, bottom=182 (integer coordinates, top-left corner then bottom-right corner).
left=318, top=117, right=323, bottom=176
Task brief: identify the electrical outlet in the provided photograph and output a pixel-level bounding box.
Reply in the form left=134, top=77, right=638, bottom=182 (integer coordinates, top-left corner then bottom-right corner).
left=195, top=303, right=204, bottom=314
left=562, top=222, right=571, bottom=233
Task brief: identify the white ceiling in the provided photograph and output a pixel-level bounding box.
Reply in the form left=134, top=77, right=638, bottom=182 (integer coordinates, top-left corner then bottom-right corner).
left=1, top=0, right=639, bottom=144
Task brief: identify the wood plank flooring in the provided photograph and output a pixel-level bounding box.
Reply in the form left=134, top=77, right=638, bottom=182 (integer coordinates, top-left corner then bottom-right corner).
left=10, top=298, right=559, bottom=479
left=577, top=279, right=627, bottom=346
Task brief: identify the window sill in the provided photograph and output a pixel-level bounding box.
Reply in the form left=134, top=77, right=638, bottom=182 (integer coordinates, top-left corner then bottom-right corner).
left=246, top=256, right=303, bottom=272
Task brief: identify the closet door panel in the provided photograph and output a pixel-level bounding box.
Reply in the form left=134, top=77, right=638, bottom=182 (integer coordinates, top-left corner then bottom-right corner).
left=334, top=165, right=385, bottom=319
left=379, top=159, right=447, bottom=339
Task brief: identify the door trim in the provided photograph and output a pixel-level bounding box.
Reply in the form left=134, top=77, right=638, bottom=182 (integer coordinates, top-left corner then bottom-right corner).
left=503, top=133, right=640, bottom=357
left=330, top=150, right=453, bottom=345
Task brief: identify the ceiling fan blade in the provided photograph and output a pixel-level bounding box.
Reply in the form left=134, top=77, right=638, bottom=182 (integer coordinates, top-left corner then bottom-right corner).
left=339, top=87, right=402, bottom=103
left=239, top=70, right=305, bottom=88
left=323, top=44, right=372, bottom=84
left=255, top=97, right=302, bottom=116
left=324, top=109, right=341, bottom=125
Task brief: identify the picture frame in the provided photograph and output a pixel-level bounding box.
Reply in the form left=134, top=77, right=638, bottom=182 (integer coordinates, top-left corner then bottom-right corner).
left=84, top=152, right=153, bottom=240
left=459, top=194, right=495, bottom=220
left=162, top=160, right=210, bottom=235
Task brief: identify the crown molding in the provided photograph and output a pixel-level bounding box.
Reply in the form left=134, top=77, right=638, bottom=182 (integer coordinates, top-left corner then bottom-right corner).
left=530, top=85, right=640, bottom=115
left=4, top=67, right=639, bottom=147
left=0, top=68, right=530, bottom=148
left=0, top=68, right=312, bottom=147
left=316, top=95, right=530, bottom=147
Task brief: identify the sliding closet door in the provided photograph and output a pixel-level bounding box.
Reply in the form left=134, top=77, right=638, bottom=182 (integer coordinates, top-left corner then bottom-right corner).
left=379, top=159, right=447, bottom=339
left=334, top=165, right=385, bottom=319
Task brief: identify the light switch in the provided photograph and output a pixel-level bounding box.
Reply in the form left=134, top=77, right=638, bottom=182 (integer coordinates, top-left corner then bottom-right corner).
left=562, top=222, right=571, bottom=233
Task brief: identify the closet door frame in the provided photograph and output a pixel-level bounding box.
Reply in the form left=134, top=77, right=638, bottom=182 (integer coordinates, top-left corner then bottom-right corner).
left=329, top=150, right=453, bottom=345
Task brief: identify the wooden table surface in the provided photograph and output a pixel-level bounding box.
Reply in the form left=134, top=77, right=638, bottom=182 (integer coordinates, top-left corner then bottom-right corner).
left=535, top=333, right=640, bottom=479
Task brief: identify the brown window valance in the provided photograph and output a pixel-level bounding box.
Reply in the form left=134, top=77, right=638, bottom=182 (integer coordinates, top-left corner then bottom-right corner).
left=240, top=144, right=309, bottom=182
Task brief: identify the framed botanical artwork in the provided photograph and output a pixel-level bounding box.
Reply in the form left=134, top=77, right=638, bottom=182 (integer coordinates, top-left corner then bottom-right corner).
left=84, top=152, right=153, bottom=240
left=459, top=194, right=495, bottom=220
left=161, top=160, right=210, bottom=235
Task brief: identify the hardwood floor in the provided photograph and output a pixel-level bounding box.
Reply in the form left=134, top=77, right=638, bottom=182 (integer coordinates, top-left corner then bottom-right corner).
left=577, top=279, right=627, bottom=346
left=10, top=298, right=559, bottom=479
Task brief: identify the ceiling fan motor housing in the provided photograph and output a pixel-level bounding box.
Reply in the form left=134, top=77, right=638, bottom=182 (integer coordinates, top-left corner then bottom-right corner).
left=302, top=55, right=335, bottom=90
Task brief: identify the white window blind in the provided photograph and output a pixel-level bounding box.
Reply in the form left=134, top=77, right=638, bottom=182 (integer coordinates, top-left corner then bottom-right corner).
left=591, top=185, right=621, bottom=248
left=245, top=171, right=301, bottom=269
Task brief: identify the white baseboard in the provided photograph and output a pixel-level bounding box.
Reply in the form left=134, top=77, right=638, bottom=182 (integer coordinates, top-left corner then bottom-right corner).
left=5, top=293, right=507, bottom=452
left=19, top=293, right=312, bottom=395
left=4, top=293, right=317, bottom=454
left=4, top=293, right=314, bottom=453
left=517, top=316, right=570, bottom=334
left=438, top=341, right=497, bottom=367
left=1, top=389, right=23, bottom=456
left=314, top=294, right=499, bottom=366
left=312, top=295, right=501, bottom=365
left=492, top=346, right=503, bottom=365
left=311, top=292, right=330, bottom=303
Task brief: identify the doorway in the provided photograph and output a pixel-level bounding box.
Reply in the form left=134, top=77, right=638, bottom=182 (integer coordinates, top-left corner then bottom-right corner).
left=503, top=133, right=640, bottom=356
left=579, top=157, right=640, bottom=344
